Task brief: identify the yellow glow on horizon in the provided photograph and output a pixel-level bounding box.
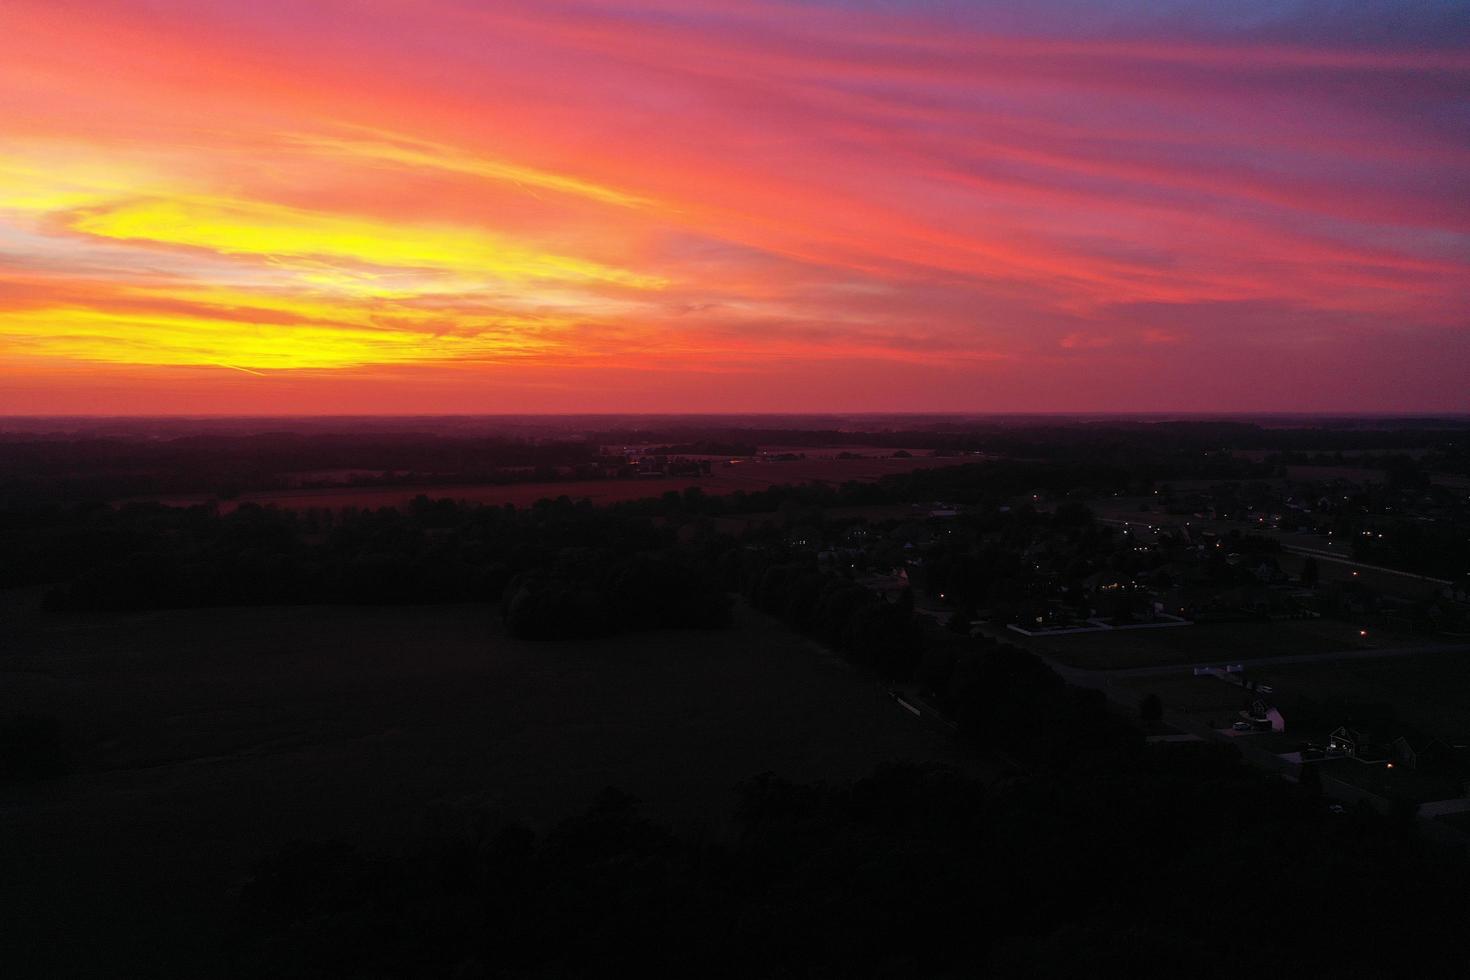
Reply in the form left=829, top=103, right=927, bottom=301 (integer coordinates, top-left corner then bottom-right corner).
left=0, top=306, right=560, bottom=370
left=67, top=195, right=667, bottom=290
left=0, top=142, right=666, bottom=373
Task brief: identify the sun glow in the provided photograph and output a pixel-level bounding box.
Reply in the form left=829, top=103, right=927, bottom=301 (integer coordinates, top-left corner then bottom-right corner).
left=66, top=196, right=666, bottom=290
left=0, top=306, right=559, bottom=370
left=0, top=135, right=664, bottom=376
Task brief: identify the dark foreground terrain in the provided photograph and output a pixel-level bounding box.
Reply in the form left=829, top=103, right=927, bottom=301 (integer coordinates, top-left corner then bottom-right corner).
left=3, top=416, right=1469, bottom=977
left=6, top=590, right=1470, bottom=978
left=0, top=594, right=977, bottom=977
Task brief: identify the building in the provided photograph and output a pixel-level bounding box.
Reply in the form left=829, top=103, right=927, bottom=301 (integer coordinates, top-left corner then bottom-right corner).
left=1329, top=725, right=1390, bottom=763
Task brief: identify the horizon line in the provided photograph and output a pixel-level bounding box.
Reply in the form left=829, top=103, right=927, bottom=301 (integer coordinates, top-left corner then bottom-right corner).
left=3, top=411, right=1469, bottom=421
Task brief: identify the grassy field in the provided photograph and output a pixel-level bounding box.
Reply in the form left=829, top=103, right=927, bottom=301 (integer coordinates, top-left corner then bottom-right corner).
left=1, top=595, right=977, bottom=978
left=1032, top=618, right=1427, bottom=671
left=128, top=453, right=964, bottom=513
left=1113, top=674, right=1259, bottom=727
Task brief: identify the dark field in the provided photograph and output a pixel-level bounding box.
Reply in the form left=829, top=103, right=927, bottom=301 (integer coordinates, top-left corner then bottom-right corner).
left=0, top=595, right=979, bottom=978
left=1265, top=651, right=1470, bottom=740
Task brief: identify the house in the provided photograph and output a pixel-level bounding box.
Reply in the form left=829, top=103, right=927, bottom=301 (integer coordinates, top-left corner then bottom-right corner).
left=1329, top=725, right=1390, bottom=762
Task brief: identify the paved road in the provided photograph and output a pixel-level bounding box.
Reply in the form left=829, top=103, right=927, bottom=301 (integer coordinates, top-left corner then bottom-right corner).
left=972, top=622, right=1469, bottom=684
left=1101, top=641, right=1470, bottom=678
left=1094, top=515, right=1452, bottom=588
left=1277, top=545, right=1452, bottom=585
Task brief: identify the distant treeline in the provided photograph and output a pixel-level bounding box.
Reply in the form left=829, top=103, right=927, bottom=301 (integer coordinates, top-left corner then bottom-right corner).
left=1267, top=451, right=1449, bottom=483
left=596, top=456, right=1261, bottom=519
left=0, top=458, right=1139, bottom=600
left=23, top=495, right=675, bottom=613
left=15, top=445, right=1467, bottom=617
left=589, top=420, right=1470, bottom=456
left=0, top=433, right=600, bottom=503
left=640, top=440, right=759, bottom=456
left=8, top=420, right=1469, bottom=506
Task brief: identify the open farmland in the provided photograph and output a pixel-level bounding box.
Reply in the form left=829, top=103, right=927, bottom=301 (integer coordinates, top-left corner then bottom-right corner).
left=0, top=595, right=979, bottom=978
left=128, top=452, right=967, bottom=513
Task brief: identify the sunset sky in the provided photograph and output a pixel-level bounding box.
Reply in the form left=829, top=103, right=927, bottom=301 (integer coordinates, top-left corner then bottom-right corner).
left=1, top=0, right=1466, bottom=414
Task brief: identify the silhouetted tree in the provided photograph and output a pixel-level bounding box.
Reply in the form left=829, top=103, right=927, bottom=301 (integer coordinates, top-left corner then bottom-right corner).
left=1140, top=693, right=1163, bottom=725
left=0, top=714, right=70, bottom=781
left=1301, top=556, right=1320, bottom=588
